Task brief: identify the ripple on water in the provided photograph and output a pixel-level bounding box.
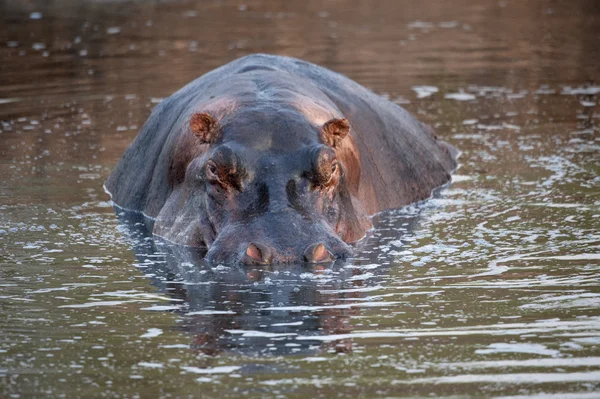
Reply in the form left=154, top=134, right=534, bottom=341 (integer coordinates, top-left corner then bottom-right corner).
left=1, top=0, right=600, bottom=397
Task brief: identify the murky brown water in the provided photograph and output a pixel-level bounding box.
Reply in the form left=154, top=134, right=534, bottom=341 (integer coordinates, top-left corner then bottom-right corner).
left=1, top=0, right=600, bottom=397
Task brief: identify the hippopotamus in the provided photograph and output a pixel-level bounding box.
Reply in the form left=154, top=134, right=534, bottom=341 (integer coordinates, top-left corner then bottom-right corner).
left=105, top=54, right=457, bottom=265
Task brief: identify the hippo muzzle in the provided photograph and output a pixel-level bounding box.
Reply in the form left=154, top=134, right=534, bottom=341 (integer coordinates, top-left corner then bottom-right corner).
left=206, top=209, right=353, bottom=265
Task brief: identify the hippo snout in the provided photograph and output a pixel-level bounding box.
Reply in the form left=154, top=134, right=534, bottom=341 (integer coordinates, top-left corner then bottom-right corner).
left=206, top=238, right=352, bottom=265
left=204, top=210, right=355, bottom=265
left=239, top=241, right=351, bottom=265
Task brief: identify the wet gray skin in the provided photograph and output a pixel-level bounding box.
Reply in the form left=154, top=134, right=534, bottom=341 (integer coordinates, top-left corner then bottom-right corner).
left=1, top=1, right=600, bottom=398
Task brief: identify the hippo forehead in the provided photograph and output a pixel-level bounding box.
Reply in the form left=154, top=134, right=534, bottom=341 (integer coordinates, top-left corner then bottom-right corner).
left=219, top=107, right=323, bottom=153
left=219, top=142, right=312, bottom=181
left=199, top=70, right=341, bottom=148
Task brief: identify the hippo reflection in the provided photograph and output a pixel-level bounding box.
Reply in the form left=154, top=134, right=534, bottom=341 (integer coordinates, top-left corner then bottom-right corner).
left=106, top=54, right=456, bottom=264
left=118, top=211, right=364, bottom=355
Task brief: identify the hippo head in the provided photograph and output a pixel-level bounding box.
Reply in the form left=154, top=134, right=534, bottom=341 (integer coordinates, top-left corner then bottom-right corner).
left=157, top=107, right=371, bottom=265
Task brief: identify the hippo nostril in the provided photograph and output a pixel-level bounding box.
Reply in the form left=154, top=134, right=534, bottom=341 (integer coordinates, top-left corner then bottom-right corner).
left=241, top=242, right=270, bottom=265
left=303, top=243, right=334, bottom=263
left=246, top=243, right=263, bottom=261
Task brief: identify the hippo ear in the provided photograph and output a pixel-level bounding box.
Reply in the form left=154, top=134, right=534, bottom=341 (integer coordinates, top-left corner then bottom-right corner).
left=320, top=118, right=350, bottom=148
left=190, top=112, right=220, bottom=144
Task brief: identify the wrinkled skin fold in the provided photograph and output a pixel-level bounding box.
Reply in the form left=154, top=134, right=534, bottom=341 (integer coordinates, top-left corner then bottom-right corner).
left=105, top=54, right=457, bottom=264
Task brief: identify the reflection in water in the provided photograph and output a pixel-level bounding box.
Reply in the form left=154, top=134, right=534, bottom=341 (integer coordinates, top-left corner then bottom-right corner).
left=115, top=207, right=423, bottom=357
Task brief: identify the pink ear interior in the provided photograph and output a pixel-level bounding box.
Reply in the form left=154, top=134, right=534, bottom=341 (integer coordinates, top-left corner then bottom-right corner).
left=320, top=118, right=350, bottom=147
left=190, top=112, right=219, bottom=143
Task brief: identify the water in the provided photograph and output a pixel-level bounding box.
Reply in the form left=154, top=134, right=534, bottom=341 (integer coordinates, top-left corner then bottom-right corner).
left=1, top=0, right=599, bottom=397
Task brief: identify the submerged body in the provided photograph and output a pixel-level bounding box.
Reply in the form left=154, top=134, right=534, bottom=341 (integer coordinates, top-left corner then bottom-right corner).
left=105, top=54, right=457, bottom=264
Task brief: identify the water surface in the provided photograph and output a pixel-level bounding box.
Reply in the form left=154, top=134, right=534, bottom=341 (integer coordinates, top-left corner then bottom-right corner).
left=1, top=0, right=600, bottom=397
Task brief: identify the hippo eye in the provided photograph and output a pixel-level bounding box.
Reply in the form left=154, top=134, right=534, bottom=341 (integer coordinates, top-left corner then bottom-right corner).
left=204, top=147, right=246, bottom=191
left=323, top=161, right=340, bottom=186
left=206, top=161, right=218, bottom=181
left=310, top=146, right=340, bottom=189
